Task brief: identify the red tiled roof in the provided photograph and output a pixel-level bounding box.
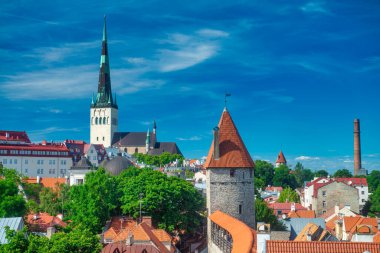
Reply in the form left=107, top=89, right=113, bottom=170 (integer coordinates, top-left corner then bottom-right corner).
left=26, top=212, right=67, bottom=232
left=344, top=216, right=378, bottom=235
left=209, top=210, right=256, bottom=253
left=335, top=178, right=367, bottom=187
left=265, top=186, right=283, bottom=192
left=102, top=244, right=161, bottom=253
left=268, top=203, right=306, bottom=213
left=266, top=240, right=380, bottom=253
left=205, top=110, right=255, bottom=169
left=276, top=150, right=286, bottom=164
left=0, top=130, right=31, bottom=143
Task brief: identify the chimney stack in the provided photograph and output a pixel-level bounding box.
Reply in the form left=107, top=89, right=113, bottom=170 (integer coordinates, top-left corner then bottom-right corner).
left=354, top=119, right=361, bottom=176
left=213, top=127, right=220, bottom=160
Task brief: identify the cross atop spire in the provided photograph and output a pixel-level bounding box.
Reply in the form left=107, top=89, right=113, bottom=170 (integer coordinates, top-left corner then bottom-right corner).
left=91, top=16, right=117, bottom=109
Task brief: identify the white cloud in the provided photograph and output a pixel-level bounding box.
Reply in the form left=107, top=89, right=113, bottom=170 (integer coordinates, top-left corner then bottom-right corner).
left=29, top=127, right=81, bottom=141
left=176, top=136, right=202, bottom=141
left=124, top=57, right=147, bottom=65
left=295, top=155, right=320, bottom=161
left=300, top=2, right=330, bottom=14
left=157, top=29, right=228, bottom=72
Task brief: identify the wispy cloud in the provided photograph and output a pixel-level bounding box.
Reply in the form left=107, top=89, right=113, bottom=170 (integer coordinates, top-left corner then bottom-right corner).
left=300, top=2, right=331, bottom=15
left=176, top=136, right=202, bottom=141
left=295, top=155, right=321, bottom=161
left=254, top=90, right=294, bottom=103
left=29, top=127, right=81, bottom=141
left=358, top=56, right=380, bottom=72
left=157, top=29, right=229, bottom=72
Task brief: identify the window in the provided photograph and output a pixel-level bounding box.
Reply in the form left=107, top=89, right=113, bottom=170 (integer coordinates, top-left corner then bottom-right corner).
left=49, top=169, right=55, bottom=174
left=239, top=205, right=242, bottom=214
left=37, top=169, right=44, bottom=174
left=3, top=159, right=7, bottom=164
left=249, top=169, right=253, bottom=178
left=322, top=201, right=326, bottom=207
left=95, top=117, right=98, bottom=125
left=24, top=168, right=28, bottom=174
left=230, top=169, right=235, bottom=177
left=14, top=159, right=17, bottom=164
left=361, top=191, right=365, bottom=195
left=90, top=149, right=94, bottom=154
left=103, top=117, right=106, bottom=124
left=322, top=191, right=326, bottom=197
left=9, top=159, right=12, bottom=164
left=97, top=137, right=99, bottom=141
left=60, top=169, right=66, bottom=175
left=102, top=137, right=105, bottom=141
left=277, top=210, right=282, bottom=215
left=77, top=179, right=84, bottom=185
left=362, top=199, right=365, bottom=203
left=322, top=210, right=326, bottom=214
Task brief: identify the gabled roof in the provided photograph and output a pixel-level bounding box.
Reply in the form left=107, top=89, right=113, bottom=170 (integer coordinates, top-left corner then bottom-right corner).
left=112, top=132, right=154, bottom=147
left=148, top=142, right=182, bottom=156
left=276, top=150, right=287, bottom=164
left=26, top=212, right=67, bottom=232
left=294, top=222, right=331, bottom=241
left=266, top=241, right=380, bottom=253
left=344, top=216, right=378, bottom=235
left=269, top=203, right=306, bottom=212
left=23, top=177, right=67, bottom=189
left=205, top=109, right=255, bottom=169
left=288, top=210, right=316, bottom=219
left=0, top=130, right=31, bottom=143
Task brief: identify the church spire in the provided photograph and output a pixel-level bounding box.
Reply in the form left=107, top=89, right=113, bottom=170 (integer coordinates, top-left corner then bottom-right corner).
left=92, top=16, right=117, bottom=109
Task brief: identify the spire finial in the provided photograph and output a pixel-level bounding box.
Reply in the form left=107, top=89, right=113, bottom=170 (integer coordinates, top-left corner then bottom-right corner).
left=103, top=15, right=107, bottom=41
left=224, top=93, right=231, bottom=110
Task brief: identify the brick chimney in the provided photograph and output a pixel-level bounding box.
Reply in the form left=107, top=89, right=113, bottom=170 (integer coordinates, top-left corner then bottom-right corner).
left=354, top=119, right=361, bottom=176
left=213, top=127, right=220, bottom=160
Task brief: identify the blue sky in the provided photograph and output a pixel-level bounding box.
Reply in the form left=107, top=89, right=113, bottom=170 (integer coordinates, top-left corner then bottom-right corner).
left=1, top=0, right=379, bottom=173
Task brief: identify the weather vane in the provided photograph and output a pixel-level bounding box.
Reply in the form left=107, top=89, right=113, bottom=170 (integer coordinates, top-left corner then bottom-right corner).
left=224, top=93, right=231, bottom=108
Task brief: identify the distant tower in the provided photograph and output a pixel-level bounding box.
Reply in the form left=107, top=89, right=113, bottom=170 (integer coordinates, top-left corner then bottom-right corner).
left=354, top=119, right=362, bottom=176
left=152, top=120, right=157, bottom=147
left=205, top=108, right=255, bottom=229
left=275, top=150, right=287, bottom=168
left=145, top=129, right=150, bottom=153
left=90, top=17, right=118, bottom=147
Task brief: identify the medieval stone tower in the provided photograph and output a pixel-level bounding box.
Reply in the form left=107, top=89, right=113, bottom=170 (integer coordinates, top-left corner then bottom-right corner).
left=205, top=108, right=255, bottom=228
left=90, top=17, right=118, bottom=147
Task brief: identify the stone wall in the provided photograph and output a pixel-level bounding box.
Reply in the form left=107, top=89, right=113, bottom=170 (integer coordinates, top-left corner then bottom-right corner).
left=313, top=181, right=359, bottom=216
left=206, top=168, right=255, bottom=228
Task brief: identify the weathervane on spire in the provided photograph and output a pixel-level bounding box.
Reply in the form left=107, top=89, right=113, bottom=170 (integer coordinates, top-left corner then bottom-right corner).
left=224, top=93, right=231, bottom=108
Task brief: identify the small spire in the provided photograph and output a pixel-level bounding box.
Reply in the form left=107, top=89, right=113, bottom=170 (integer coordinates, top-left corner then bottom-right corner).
left=103, top=15, right=107, bottom=42
left=146, top=129, right=150, bottom=144
left=224, top=93, right=231, bottom=110
left=153, top=120, right=156, bottom=129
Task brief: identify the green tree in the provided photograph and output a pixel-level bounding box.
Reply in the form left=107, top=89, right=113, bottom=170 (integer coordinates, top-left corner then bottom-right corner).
left=254, top=160, right=274, bottom=186
left=119, top=168, right=204, bottom=232
left=367, top=170, right=380, bottom=192
left=293, top=162, right=314, bottom=187
left=314, top=169, right=329, bottom=177
left=273, top=165, right=297, bottom=189
left=254, top=177, right=265, bottom=195
left=255, top=198, right=286, bottom=230
left=39, top=187, right=61, bottom=215
left=278, top=187, right=300, bottom=203
left=0, top=169, right=26, bottom=217
left=67, top=168, right=119, bottom=232
left=369, top=185, right=380, bottom=217
left=333, top=169, right=353, bottom=178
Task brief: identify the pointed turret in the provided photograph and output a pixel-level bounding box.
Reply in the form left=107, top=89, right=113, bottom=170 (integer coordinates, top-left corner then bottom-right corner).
left=275, top=150, right=287, bottom=168
left=145, top=129, right=151, bottom=153
left=153, top=120, right=157, bottom=135
left=205, top=108, right=255, bottom=168
left=92, top=16, right=117, bottom=109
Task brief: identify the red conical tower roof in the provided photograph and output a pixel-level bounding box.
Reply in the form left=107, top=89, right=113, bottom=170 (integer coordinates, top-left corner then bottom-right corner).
left=205, top=109, right=255, bottom=168
left=276, top=150, right=287, bottom=164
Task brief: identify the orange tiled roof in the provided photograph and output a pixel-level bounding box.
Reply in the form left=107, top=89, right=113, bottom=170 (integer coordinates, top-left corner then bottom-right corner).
left=26, top=212, right=67, bottom=232
left=23, top=177, right=66, bottom=189
left=266, top=241, right=380, bottom=253
left=276, top=150, right=286, bottom=164
left=326, top=216, right=339, bottom=232
left=374, top=231, right=380, bottom=243
left=209, top=210, right=255, bottom=253
left=288, top=210, right=316, bottom=218
left=152, top=229, right=171, bottom=242
left=344, top=216, right=378, bottom=234
left=294, top=222, right=330, bottom=241
left=204, top=109, right=255, bottom=169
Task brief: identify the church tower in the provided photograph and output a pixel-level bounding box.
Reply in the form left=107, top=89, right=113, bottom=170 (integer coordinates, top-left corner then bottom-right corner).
left=205, top=108, right=255, bottom=229
left=90, top=17, right=118, bottom=147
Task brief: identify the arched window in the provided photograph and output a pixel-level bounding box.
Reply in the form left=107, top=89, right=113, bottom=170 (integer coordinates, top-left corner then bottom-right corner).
left=135, top=148, right=138, bottom=153
left=113, top=249, right=120, bottom=253
left=103, top=117, right=106, bottom=124
left=142, top=250, right=148, bottom=253
left=91, top=117, right=94, bottom=125
left=107, top=117, right=109, bottom=124
left=95, top=117, right=98, bottom=125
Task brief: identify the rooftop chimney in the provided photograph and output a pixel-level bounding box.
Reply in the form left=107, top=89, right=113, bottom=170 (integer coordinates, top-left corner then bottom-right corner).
left=36, top=176, right=41, bottom=184
left=213, top=127, right=220, bottom=160
left=354, top=119, right=361, bottom=176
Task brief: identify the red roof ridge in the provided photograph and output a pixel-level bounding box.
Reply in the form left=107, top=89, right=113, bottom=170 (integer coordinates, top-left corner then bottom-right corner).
left=276, top=150, right=287, bottom=164
left=205, top=110, right=255, bottom=169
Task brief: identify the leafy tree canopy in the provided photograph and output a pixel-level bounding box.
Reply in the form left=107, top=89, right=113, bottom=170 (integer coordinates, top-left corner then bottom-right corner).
left=367, top=170, right=380, bottom=192
left=314, top=169, right=329, bottom=178
left=133, top=152, right=184, bottom=167
left=333, top=169, right=353, bottom=178
left=0, top=168, right=26, bottom=217
left=273, top=165, right=298, bottom=189
left=278, top=187, right=300, bottom=203
left=254, top=160, right=274, bottom=187
left=119, top=167, right=204, bottom=232
left=369, top=184, right=380, bottom=217
left=255, top=198, right=286, bottom=231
